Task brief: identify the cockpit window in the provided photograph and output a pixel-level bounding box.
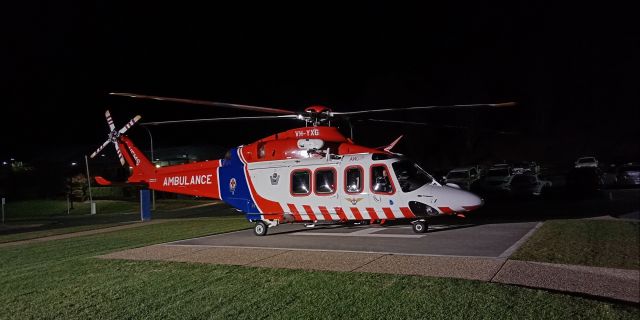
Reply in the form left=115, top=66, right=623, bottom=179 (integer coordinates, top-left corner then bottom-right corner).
left=392, top=160, right=433, bottom=193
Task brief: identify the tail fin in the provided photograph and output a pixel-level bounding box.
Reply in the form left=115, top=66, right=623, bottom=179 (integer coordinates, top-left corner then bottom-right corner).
left=118, top=135, right=156, bottom=184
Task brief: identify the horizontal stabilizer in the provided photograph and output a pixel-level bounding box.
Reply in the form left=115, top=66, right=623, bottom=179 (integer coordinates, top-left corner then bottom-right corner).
left=95, top=176, right=112, bottom=186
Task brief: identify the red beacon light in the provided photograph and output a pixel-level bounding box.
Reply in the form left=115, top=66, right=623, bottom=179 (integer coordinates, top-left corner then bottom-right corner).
left=304, top=105, right=332, bottom=114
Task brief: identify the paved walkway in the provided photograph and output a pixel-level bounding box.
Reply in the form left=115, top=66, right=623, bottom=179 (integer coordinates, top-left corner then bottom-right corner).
left=99, top=244, right=640, bottom=303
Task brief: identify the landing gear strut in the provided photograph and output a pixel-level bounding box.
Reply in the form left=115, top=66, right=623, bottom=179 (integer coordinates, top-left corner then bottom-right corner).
left=411, top=220, right=428, bottom=234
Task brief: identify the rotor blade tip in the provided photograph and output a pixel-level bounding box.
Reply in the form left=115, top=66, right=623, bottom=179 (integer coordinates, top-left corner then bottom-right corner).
left=494, top=102, right=517, bottom=108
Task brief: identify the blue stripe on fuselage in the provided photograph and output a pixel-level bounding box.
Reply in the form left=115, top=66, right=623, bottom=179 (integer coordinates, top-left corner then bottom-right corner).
left=218, top=148, right=260, bottom=216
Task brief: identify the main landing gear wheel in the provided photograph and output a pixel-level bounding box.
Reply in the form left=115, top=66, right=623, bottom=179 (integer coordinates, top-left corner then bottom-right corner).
left=254, top=221, right=268, bottom=236
left=412, top=220, right=428, bottom=234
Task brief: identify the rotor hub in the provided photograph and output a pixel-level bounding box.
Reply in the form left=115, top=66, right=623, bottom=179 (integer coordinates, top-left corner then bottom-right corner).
left=108, top=130, right=120, bottom=143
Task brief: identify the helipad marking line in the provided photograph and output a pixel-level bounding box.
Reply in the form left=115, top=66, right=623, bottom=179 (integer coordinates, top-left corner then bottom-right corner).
left=161, top=243, right=504, bottom=260
left=498, top=222, right=544, bottom=258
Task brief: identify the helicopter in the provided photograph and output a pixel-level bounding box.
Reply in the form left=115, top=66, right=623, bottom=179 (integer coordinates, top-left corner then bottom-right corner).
left=90, top=92, right=515, bottom=236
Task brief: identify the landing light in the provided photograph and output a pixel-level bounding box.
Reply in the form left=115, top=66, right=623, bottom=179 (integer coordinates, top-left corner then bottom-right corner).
left=71, top=162, right=78, bottom=166
left=155, top=164, right=161, bottom=168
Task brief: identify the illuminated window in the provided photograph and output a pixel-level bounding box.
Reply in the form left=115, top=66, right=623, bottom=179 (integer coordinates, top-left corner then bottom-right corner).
left=291, top=170, right=311, bottom=195
left=345, top=166, right=363, bottom=193
left=315, top=168, right=336, bottom=194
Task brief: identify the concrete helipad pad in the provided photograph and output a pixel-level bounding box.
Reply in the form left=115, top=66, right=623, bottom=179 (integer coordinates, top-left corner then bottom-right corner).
left=169, top=220, right=539, bottom=258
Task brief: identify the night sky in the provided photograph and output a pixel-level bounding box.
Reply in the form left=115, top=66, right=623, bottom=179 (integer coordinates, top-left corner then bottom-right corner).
left=2, top=1, right=638, bottom=168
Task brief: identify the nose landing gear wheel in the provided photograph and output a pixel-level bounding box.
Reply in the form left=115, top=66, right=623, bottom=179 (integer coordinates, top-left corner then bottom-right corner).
left=412, top=220, right=428, bottom=233
left=254, top=221, right=268, bottom=236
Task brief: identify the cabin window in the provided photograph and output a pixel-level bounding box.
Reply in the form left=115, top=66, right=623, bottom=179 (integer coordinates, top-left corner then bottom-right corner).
left=371, top=165, right=394, bottom=194
left=291, top=170, right=311, bottom=195
left=258, top=142, right=266, bottom=158
left=315, top=168, right=336, bottom=195
left=345, top=166, right=363, bottom=194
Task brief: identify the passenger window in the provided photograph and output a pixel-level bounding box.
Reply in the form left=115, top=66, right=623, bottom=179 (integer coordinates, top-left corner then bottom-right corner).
left=315, top=168, right=336, bottom=194
left=345, top=167, right=363, bottom=193
left=291, top=170, right=311, bottom=195
left=371, top=165, right=394, bottom=194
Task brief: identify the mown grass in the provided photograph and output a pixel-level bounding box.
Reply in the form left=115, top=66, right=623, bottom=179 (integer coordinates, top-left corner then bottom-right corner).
left=4, top=199, right=217, bottom=219
left=0, top=199, right=224, bottom=244
left=512, top=220, right=640, bottom=270
left=0, top=218, right=637, bottom=319
left=0, top=223, right=124, bottom=244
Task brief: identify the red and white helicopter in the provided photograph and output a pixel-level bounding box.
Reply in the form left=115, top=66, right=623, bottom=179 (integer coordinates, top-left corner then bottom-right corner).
left=91, top=93, right=515, bottom=236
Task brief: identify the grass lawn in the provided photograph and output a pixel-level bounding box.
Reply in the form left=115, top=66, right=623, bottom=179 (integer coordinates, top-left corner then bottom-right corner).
left=0, top=223, right=124, bottom=244
left=0, top=218, right=637, bottom=319
left=4, top=199, right=218, bottom=220
left=0, top=199, right=227, bottom=244
left=512, top=220, right=640, bottom=270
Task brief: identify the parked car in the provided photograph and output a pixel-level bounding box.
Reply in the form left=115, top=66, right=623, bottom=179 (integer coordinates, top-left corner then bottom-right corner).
left=510, top=174, right=552, bottom=197
left=512, top=161, right=540, bottom=174
left=480, top=165, right=514, bottom=193
left=616, top=163, right=640, bottom=187
left=444, top=167, right=481, bottom=190
left=574, top=156, right=598, bottom=168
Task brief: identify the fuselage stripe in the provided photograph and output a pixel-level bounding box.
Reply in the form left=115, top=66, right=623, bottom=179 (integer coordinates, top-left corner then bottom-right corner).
left=350, top=207, right=364, bottom=220
left=319, top=206, right=333, bottom=221
left=287, top=203, right=303, bottom=221
left=438, top=206, right=454, bottom=214
left=334, top=207, right=348, bottom=221
left=237, top=148, right=263, bottom=213
left=366, top=207, right=379, bottom=220
left=303, top=205, right=318, bottom=221
left=382, top=207, right=395, bottom=220
left=400, top=207, right=415, bottom=218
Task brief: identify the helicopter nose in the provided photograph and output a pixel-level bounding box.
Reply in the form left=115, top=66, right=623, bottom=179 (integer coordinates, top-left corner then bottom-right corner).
left=461, top=192, right=484, bottom=212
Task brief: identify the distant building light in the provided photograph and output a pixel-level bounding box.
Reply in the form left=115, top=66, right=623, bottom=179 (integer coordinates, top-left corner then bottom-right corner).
left=10, top=158, right=15, bottom=161
left=71, top=162, right=78, bottom=166
left=2, top=161, right=7, bottom=165
left=155, top=158, right=160, bottom=161
left=101, top=154, right=106, bottom=157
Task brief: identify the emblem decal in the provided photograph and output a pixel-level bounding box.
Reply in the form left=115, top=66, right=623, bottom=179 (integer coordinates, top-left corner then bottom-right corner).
left=389, top=199, right=394, bottom=205
left=345, top=197, right=363, bottom=205
left=229, top=178, right=237, bottom=195
left=270, top=172, right=280, bottom=185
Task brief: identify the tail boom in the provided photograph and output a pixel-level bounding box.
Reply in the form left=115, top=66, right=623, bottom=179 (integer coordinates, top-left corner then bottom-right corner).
left=119, top=135, right=222, bottom=199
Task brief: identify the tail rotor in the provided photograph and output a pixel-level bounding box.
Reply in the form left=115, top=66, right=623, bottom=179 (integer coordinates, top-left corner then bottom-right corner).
left=90, top=110, right=141, bottom=165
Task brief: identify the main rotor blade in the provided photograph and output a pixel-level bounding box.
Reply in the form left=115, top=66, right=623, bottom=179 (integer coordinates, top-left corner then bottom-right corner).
left=141, top=114, right=299, bottom=126
left=358, top=119, right=469, bottom=129
left=359, top=119, right=519, bottom=134
left=90, top=140, right=110, bottom=159
left=110, top=92, right=297, bottom=115
left=118, top=115, right=142, bottom=134
left=333, top=102, right=517, bottom=116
